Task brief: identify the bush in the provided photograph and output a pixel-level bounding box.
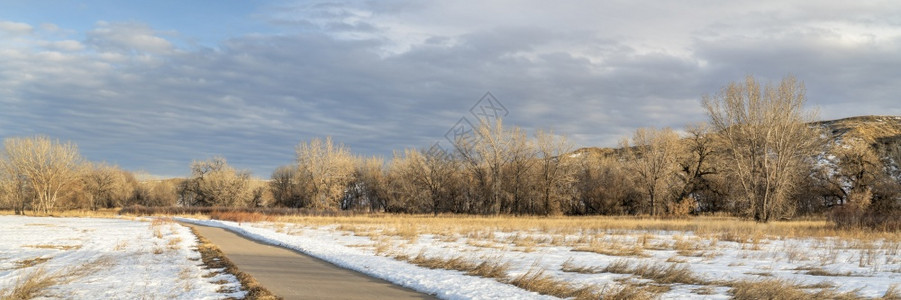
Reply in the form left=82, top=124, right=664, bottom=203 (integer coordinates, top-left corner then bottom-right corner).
left=829, top=205, right=901, bottom=231
left=667, top=197, right=697, bottom=217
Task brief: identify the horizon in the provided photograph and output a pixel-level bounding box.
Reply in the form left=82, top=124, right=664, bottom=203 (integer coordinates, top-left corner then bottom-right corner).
left=2, top=1, right=900, bottom=177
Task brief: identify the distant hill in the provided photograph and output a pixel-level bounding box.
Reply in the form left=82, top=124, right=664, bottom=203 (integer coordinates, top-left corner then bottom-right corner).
left=571, top=115, right=901, bottom=160
left=814, top=115, right=901, bottom=143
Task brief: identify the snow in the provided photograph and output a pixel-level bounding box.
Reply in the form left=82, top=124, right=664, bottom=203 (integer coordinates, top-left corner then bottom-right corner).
left=7, top=215, right=893, bottom=299
left=0, top=216, right=243, bottom=299
left=178, top=218, right=901, bottom=299
left=177, top=218, right=557, bottom=300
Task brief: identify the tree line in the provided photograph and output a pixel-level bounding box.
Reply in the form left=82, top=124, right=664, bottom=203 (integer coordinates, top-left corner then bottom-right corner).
left=1, top=76, right=898, bottom=224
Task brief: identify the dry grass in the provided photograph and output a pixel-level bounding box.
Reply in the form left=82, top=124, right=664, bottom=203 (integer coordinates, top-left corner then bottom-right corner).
left=632, top=262, right=706, bottom=285
left=601, top=259, right=634, bottom=274
left=188, top=225, right=281, bottom=300
left=794, top=266, right=855, bottom=277
left=600, top=259, right=706, bottom=285
left=150, top=217, right=175, bottom=239
left=509, top=268, right=596, bottom=299
left=113, top=240, right=128, bottom=251
left=573, top=237, right=649, bottom=257
left=597, top=283, right=662, bottom=300
left=400, top=251, right=475, bottom=271
left=0, top=267, right=58, bottom=300
left=14, top=257, right=51, bottom=269
left=729, top=278, right=864, bottom=300
left=692, top=286, right=716, bottom=295
left=265, top=214, right=900, bottom=244
left=468, top=259, right=511, bottom=279
left=561, top=258, right=601, bottom=274
left=1, top=257, right=113, bottom=300
left=393, top=251, right=510, bottom=280
left=21, top=244, right=82, bottom=251
left=883, top=284, right=901, bottom=300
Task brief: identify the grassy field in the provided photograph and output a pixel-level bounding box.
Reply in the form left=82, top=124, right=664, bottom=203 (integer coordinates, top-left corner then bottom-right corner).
left=203, top=212, right=901, bottom=299
left=6, top=209, right=901, bottom=299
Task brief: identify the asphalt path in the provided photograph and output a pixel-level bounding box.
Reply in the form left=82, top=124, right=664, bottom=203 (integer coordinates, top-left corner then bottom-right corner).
left=185, top=223, right=437, bottom=300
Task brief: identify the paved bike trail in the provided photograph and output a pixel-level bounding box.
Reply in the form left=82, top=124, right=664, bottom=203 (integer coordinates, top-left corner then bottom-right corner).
left=185, top=223, right=437, bottom=300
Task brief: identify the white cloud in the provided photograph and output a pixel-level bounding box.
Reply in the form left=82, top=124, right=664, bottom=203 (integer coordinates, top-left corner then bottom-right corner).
left=86, top=21, right=173, bottom=54
left=0, top=21, right=33, bottom=35
left=42, top=40, right=86, bottom=52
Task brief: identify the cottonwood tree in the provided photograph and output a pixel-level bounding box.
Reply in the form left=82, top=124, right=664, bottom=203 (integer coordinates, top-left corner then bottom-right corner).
left=270, top=165, right=305, bottom=207
left=455, top=120, right=536, bottom=214
left=1, top=136, right=85, bottom=214
left=0, top=155, right=30, bottom=214
left=624, top=127, right=684, bottom=216
left=533, top=130, right=575, bottom=215
left=409, top=148, right=462, bottom=215
left=180, top=156, right=253, bottom=207
left=386, top=149, right=427, bottom=212
left=133, top=179, right=178, bottom=207
left=295, top=137, right=355, bottom=210
left=703, top=75, right=823, bottom=222
left=500, top=126, right=535, bottom=215
left=344, top=156, right=388, bottom=211
left=828, top=136, right=883, bottom=206
left=675, top=123, right=721, bottom=210
left=82, top=163, right=134, bottom=209
left=570, top=151, right=640, bottom=215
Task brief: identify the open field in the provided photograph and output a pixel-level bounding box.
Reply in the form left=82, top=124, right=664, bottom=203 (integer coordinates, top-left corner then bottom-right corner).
left=0, top=216, right=244, bottom=300
left=185, top=214, right=901, bottom=299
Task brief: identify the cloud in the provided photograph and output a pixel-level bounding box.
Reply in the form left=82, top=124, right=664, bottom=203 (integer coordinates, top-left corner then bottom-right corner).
left=1, top=1, right=900, bottom=177
left=86, top=21, right=174, bottom=54
left=0, top=21, right=33, bottom=35
left=41, top=40, right=85, bottom=52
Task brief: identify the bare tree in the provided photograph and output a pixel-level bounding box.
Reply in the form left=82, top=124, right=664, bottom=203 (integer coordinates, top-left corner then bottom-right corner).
left=533, top=130, right=575, bottom=215
left=386, top=149, right=427, bottom=212
left=406, top=148, right=462, bottom=215
left=270, top=165, right=304, bottom=207
left=828, top=137, right=883, bottom=205
left=675, top=123, right=720, bottom=206
left=344, top=156, right=388, bottom=211
left=133, top=179, right=178, bottom=207
left=454, top=119, right=538, bottom=214
left=180, top=156, right=253, bottom=207
left=295, top=137, right=355, bottom=210
left=624, top=127, right=684, bottom=216
left=1, top=136, right=85, bottom=214
left=82, top=163, right=134, bottom=209
left=570, top=150, right=641, bottom=215
left=0, top=155, right=30, bottom=214
left=703, top=75, right=823, bottom=222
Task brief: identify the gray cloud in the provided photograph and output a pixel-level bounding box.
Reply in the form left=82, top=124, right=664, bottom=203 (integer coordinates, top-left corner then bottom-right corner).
left=1, top=1, right=899, bottom=177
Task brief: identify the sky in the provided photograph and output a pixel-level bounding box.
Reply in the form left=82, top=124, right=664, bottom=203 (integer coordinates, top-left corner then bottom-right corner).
left=1, top=1, right=900, bottom=178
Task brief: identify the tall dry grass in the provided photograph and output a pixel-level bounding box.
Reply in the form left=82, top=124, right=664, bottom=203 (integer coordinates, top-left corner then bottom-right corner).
left=0, top=257, right=113, bottom=300
left=727, top=278, right=872, bottom=300
left=262, top=214, right=900, bottom=244
left=0, top=267, right=57, bottom=300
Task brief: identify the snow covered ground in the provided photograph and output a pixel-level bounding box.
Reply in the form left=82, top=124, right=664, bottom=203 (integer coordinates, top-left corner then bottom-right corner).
left=0, top=216, right=243, bottom=300
left=180, top=218, right=900, bottom=299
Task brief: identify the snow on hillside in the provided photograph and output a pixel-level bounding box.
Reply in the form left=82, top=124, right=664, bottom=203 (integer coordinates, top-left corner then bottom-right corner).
left=0, top=216, right=243, bottom=300
left=179, top=218, right=901, bottom=299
